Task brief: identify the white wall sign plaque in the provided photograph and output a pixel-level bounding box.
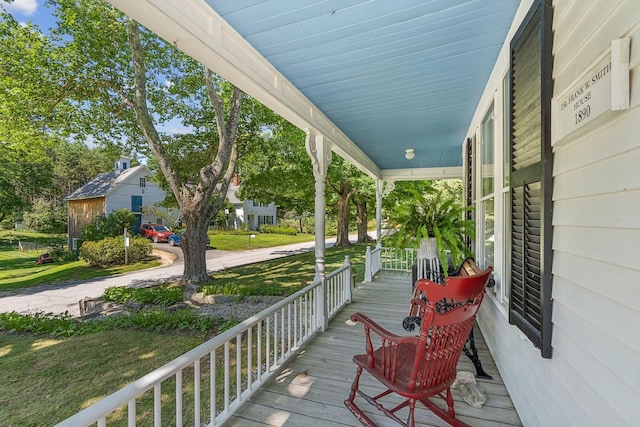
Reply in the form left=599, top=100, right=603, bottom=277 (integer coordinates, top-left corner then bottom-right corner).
left=552, top=38, right=630, bottom=145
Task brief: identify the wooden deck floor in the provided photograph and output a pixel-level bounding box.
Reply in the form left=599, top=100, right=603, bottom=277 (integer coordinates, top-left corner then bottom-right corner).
left=224, top=271, right=522, bottom=427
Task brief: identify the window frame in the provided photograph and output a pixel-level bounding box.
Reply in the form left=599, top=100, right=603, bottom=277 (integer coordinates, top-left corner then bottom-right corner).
left=476, top=103, right=496, bottom=273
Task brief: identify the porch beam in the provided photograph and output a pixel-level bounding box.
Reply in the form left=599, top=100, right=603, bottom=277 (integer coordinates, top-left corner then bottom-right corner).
left=381, top=166, right=463, bottom=181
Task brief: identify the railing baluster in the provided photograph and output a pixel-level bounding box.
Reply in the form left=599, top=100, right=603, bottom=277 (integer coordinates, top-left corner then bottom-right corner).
left=154, top=384, right=161, bottom=427
left=175, top=370, right=182, bottom=427
left=273, top=313, right=278, bottom=367
left=236, top=334, right=242, bottom=403
left=257, top=321, right=263, bottom=382
left=293, top=299, right=298, bottom=346
left=247, top=326, right=253, bottom=392
left=280, top=307, right=285, bottom=360
left=287, top=303, right=292, bottom=352
left=194, top=359, right=200, bottom=427
left=210, top=349, right=216, bottom=426
left=224, top=342, right=230, bottom=411
left=303, top=293, right=308, bottom=340
left=266, top=316, right=271, bottom=375
left=128, top=399, right=136, bottom=427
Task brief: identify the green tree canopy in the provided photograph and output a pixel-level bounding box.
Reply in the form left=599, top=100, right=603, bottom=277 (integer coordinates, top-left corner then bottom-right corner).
left=44, top=0, right=277, bottom=290
left=238, top=119, right=376, bottom=246
left=237, top=120, right=315, bottom=215
left=0, top=11, right=61, bottom=223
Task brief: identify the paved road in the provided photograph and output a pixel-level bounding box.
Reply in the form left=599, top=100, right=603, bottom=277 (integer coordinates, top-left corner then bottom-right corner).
left=0, top=237, right=340, bottom=317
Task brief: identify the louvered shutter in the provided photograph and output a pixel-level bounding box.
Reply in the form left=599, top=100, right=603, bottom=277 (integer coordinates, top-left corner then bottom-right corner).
left=462, top=138, right=474, bottom=249
left=508, top=0, right=553, bottom=358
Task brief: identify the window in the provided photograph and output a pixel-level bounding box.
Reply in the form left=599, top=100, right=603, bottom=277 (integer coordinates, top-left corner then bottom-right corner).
left=258, top=215, right=274, bottom=225
left=507, top=0, right=553, bottom=358
left=140, top=177, right=146, bottom=188
left=483, top=198, right=495, bottom=268
left=480, top=104, right=495, bottom=269
left=481, top=104, right=495, bottom=198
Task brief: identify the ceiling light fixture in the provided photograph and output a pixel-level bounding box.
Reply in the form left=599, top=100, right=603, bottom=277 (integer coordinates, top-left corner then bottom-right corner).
left=404, top=148, right=415, bottom=160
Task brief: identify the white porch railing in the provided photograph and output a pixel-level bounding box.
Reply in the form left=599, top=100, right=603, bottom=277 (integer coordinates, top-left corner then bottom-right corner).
left=56, top=258, right=352, bottom=427
left=364, top=245, right=414, bottom=281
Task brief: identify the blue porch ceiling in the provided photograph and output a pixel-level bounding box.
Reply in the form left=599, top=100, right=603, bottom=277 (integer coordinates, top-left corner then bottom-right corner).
left=204, top=0, right=519, bottom=171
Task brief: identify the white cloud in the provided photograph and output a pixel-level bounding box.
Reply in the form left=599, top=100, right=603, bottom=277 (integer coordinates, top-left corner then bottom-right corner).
left=2, top=0, right=38, bottom=16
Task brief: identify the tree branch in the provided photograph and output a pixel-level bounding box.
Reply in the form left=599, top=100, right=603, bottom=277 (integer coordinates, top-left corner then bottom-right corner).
left=126, top=19, right=184, bottom=204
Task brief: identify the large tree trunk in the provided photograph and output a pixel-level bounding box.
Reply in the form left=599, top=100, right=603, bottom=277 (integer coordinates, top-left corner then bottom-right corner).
left=126, top=20, right=244, bottom=298
left=334, top=181, right=353, bottom=247
left=181, top=212, right=211, bottom=295
left=355, top=199, right=373, bottom=243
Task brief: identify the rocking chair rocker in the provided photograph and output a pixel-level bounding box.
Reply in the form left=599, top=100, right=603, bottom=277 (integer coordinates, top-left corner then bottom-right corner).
left=344, top=267, right=492, bottom=427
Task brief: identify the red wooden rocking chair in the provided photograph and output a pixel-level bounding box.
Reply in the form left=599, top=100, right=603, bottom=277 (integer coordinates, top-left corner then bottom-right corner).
left=344, top=267, right=492, bottom=427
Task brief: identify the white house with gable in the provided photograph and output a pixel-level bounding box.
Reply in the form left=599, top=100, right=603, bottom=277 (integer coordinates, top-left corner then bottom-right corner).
left=66, top=156, right=172, bottom=247
left=226, top=173, right=277, bottom=231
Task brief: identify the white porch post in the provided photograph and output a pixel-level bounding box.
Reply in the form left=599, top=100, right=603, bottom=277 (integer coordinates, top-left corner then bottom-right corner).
left=375, top=180, right=394, bottom=241
left=305, top=129, right=332, bottom=331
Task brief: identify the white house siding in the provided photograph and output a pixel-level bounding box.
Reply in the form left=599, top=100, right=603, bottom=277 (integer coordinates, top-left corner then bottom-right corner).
left=471, top=1, right=640, bottom=426
left=104, top=167, right=168, bottom=225
left=241, top=200, right=277, bottom=231
left=550, top=0, right=640, bottom=425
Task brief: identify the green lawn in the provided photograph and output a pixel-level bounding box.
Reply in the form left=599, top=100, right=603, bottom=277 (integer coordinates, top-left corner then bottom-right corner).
left=0, top=245, right=161, bottom=291
left=205, top=242, right=368, bottom=292
left=0, top=230, right=161, bottom=291
left=208, top=231, right=315, bottom=250
left=0, top=330, right=205, bottom=426
left=0, top=229, right=317, bottom=291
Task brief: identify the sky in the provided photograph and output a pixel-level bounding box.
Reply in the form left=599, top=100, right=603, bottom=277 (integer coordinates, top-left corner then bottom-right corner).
left=1, top=0, right=57, bottom=30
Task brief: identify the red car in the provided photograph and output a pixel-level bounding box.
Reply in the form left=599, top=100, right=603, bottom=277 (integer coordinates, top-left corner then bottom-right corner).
left=36, top=253, right=54, bottom=265
left=139, top=223, right=175, bottom=243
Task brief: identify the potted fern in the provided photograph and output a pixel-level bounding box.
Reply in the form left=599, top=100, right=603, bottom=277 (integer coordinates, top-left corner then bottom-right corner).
left=385, top=186, right=475, bottom=277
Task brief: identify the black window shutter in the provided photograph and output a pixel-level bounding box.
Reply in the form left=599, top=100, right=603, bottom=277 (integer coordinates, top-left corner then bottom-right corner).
left=463, top=137, right=474, bottom=249
left=508, top=0, right=553, bottom=358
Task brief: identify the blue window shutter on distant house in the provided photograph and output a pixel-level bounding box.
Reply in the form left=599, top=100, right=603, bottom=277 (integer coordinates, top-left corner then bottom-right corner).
left=131, top=195, right=142, bottom=213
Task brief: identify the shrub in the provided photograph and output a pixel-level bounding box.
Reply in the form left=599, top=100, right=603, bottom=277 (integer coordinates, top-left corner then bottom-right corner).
left=0, top=309, right=234, bottom=337
left=48, top=244, right=79, bottom=262
left=202, top=281, right=302, bottom=298
left=81, top=209, right=137, bottom=241
left=211, top=229, right=252, bottom=236
left=80, top=236, right=151, bottom=267
left=0, top=311, right=82, bottom=337
left=103, top=285, right=183, bottom=306
left=105, top=308, right=220, bottom=334
left=258, top=224, right=297, bottom=235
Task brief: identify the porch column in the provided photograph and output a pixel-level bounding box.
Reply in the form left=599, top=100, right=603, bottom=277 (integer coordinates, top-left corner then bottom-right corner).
left=305, top=129, right=332, bottom=282
left=375, top=179, right=394, bottom=241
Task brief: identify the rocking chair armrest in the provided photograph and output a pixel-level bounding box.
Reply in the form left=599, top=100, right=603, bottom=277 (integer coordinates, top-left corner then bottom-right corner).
left=410, top=298, right=430, bottom=310
left=350, top=312, right=408, bottom=343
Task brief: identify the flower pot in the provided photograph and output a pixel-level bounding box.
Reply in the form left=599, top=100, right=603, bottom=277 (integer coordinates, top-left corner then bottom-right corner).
left=416, top=237, right=442, bottom=282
